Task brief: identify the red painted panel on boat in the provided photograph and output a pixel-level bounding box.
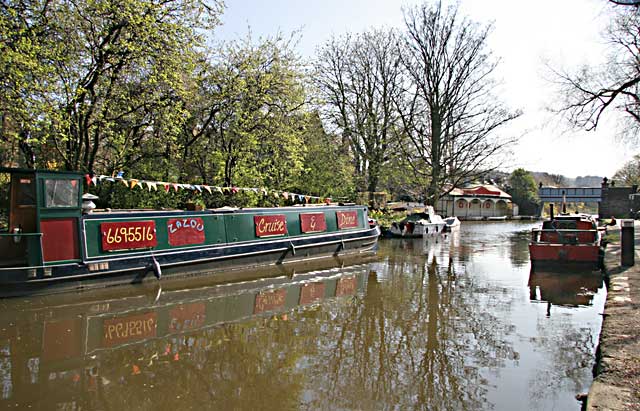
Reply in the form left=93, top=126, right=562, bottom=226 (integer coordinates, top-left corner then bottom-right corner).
left=100, top=221, right=157, bottom=251
left=41, top=218, right=80, bottom=262
left=300, top=282, right=325, bottom=305
left=300, top=212, right=327, bottom=233
left=336, top=211, right=359, bottom=229
left=169, top=303, right=206, bottom=332
left=42, top=318, right=82, bottom=362
left=540, top=231, right=597, bottom=244
left=167, top=217, right=205, bottom=246
left=529, top=244, right=600, bottom=262
left=102, top=311, right=157, bottom=348
left=254, top=288, right=287, bottom=314
left=254, top=214, right=287, bottom=237
left=335, top=276, right=357, bottom=296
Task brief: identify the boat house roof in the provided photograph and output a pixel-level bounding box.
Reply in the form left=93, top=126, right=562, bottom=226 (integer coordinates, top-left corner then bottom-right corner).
left=446, top=184, right=512, bottom=199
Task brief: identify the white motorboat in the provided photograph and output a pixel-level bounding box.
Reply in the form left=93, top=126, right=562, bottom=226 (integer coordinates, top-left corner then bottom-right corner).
left=389, top=206, right=446, bottom=237
left=443, top=216, right=461, bottom=232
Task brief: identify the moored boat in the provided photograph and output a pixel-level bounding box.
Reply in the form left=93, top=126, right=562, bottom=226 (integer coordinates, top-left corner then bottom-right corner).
left=443, top=216, right=461, bottom=232
left=529, top=206, right=603, bottom=269
left=0, top=168, right=380, bottom=296
left=388, top=206, right=446, bottom=237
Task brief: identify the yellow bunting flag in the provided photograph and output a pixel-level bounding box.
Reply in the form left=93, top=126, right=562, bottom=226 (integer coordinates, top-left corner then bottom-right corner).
left=130, top=179, right=139, bottom=189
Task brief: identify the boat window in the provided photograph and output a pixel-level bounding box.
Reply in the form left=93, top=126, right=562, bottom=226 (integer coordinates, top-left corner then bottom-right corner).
left=15, top=176, right=36, bottom=206
left=44, top=179, right=79, bottom=208
left=0, top=173, right=8, bottom=231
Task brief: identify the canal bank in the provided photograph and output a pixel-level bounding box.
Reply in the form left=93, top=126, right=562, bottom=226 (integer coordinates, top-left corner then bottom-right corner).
left=587, top=221, right=640, bottom=410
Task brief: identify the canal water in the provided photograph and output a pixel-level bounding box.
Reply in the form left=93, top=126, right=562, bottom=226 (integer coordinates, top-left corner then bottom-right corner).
left=0, top=221, right=604, bottom=410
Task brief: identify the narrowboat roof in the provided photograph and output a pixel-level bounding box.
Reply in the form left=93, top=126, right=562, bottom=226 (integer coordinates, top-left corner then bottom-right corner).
left=552, top=213, right=596, bottom=221
left=0, top=167, right=83, bottom=176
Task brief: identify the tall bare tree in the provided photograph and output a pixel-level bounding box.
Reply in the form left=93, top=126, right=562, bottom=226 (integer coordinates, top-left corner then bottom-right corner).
left=554, top=4, right=640, bottom=140
left=314, top=29, right=403, bottom=193
left=396, top=1, right=520, bottom=205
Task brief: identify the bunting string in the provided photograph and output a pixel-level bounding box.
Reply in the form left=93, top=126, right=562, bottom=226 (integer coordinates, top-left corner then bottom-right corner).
left=86, top=174, right=332, bottom=204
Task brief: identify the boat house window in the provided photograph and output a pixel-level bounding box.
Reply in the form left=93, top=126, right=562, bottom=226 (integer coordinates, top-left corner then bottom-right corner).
left=44, top=179, right=79, bottom=208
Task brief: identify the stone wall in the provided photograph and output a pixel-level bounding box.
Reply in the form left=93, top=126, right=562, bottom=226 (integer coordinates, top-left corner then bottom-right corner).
left=599, top=185, right=637, bottom=218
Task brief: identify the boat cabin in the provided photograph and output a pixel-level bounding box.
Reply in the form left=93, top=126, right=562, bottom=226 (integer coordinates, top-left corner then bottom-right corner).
left=0, top=168, right=83, bottom=271
left=538, top=214, right=598, bottom=244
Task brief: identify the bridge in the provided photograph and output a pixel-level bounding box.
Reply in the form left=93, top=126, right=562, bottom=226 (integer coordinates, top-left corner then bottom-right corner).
left=537, top=187, right=602, bottom=203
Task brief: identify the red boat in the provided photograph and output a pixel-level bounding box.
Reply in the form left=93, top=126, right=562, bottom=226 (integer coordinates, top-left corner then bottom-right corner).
left=529, top=206, right=604, bottom=269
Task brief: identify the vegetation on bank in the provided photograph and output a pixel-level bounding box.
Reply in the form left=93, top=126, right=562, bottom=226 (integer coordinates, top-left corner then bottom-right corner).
left=0, top=0, right=520, bottom=209
left=2, top=0, right=637, bottom=211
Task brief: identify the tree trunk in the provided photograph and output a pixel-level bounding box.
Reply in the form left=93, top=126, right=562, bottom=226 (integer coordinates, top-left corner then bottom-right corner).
left=427, top=107, right=442, bottom=206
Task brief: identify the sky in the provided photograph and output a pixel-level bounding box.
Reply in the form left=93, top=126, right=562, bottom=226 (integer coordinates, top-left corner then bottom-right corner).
left=214, top=0, right=634, bottom=179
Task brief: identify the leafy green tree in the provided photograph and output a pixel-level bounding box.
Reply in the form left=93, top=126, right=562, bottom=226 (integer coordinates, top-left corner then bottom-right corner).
left=507, top=168, right=539, bottom=215
left=0, top=0, right=224, bottom=172
left=613, top=153, right=640, bottom=185
left=292, top=112, right=355, bottom=200
left=180, top=34, right=308, bottom=190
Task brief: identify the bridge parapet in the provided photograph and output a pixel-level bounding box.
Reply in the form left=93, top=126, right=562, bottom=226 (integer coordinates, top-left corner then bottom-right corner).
left=538, top=187, right=602, bottom=203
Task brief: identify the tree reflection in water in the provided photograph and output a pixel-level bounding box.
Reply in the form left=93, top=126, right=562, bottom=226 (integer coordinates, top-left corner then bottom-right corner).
left=302, top=237, right=519, bottom=410
left=0, top=223, right=605, bottom=410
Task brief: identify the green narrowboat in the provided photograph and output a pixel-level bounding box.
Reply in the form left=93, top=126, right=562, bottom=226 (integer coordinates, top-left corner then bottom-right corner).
left=0, top=167, right=379, bottom=296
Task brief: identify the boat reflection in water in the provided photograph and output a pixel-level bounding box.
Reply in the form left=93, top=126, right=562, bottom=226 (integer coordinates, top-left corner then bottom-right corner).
left=528, top=269, right=604, bottom=315
left=0, top=255, right=373, bottom=409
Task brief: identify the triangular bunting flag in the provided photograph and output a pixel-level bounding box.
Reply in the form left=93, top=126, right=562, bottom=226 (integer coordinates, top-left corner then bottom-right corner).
left=164, top=184, right=170, bottom=193
left=231, top=187, right=239, bottom=194
left=204, top=186, right=212, bottom=194
left=91, top=176, right=98, bottom=186
left=85, top=174, right=92, bottom=186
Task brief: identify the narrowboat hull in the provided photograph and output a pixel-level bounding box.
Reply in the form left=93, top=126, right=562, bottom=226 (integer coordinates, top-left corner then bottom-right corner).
left=0, top=226, right=380, bottom=297
left=0, top=167, right=380, bottom=297
left=528, top=243, right=602, bottom=268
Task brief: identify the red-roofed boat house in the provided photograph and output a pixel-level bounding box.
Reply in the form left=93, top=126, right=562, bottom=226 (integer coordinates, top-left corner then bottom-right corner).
left=435, top=185, right=514, bottom=220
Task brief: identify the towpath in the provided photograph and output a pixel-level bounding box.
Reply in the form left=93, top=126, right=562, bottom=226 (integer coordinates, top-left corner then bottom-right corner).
left=587, top=221, right=640, bottom=411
